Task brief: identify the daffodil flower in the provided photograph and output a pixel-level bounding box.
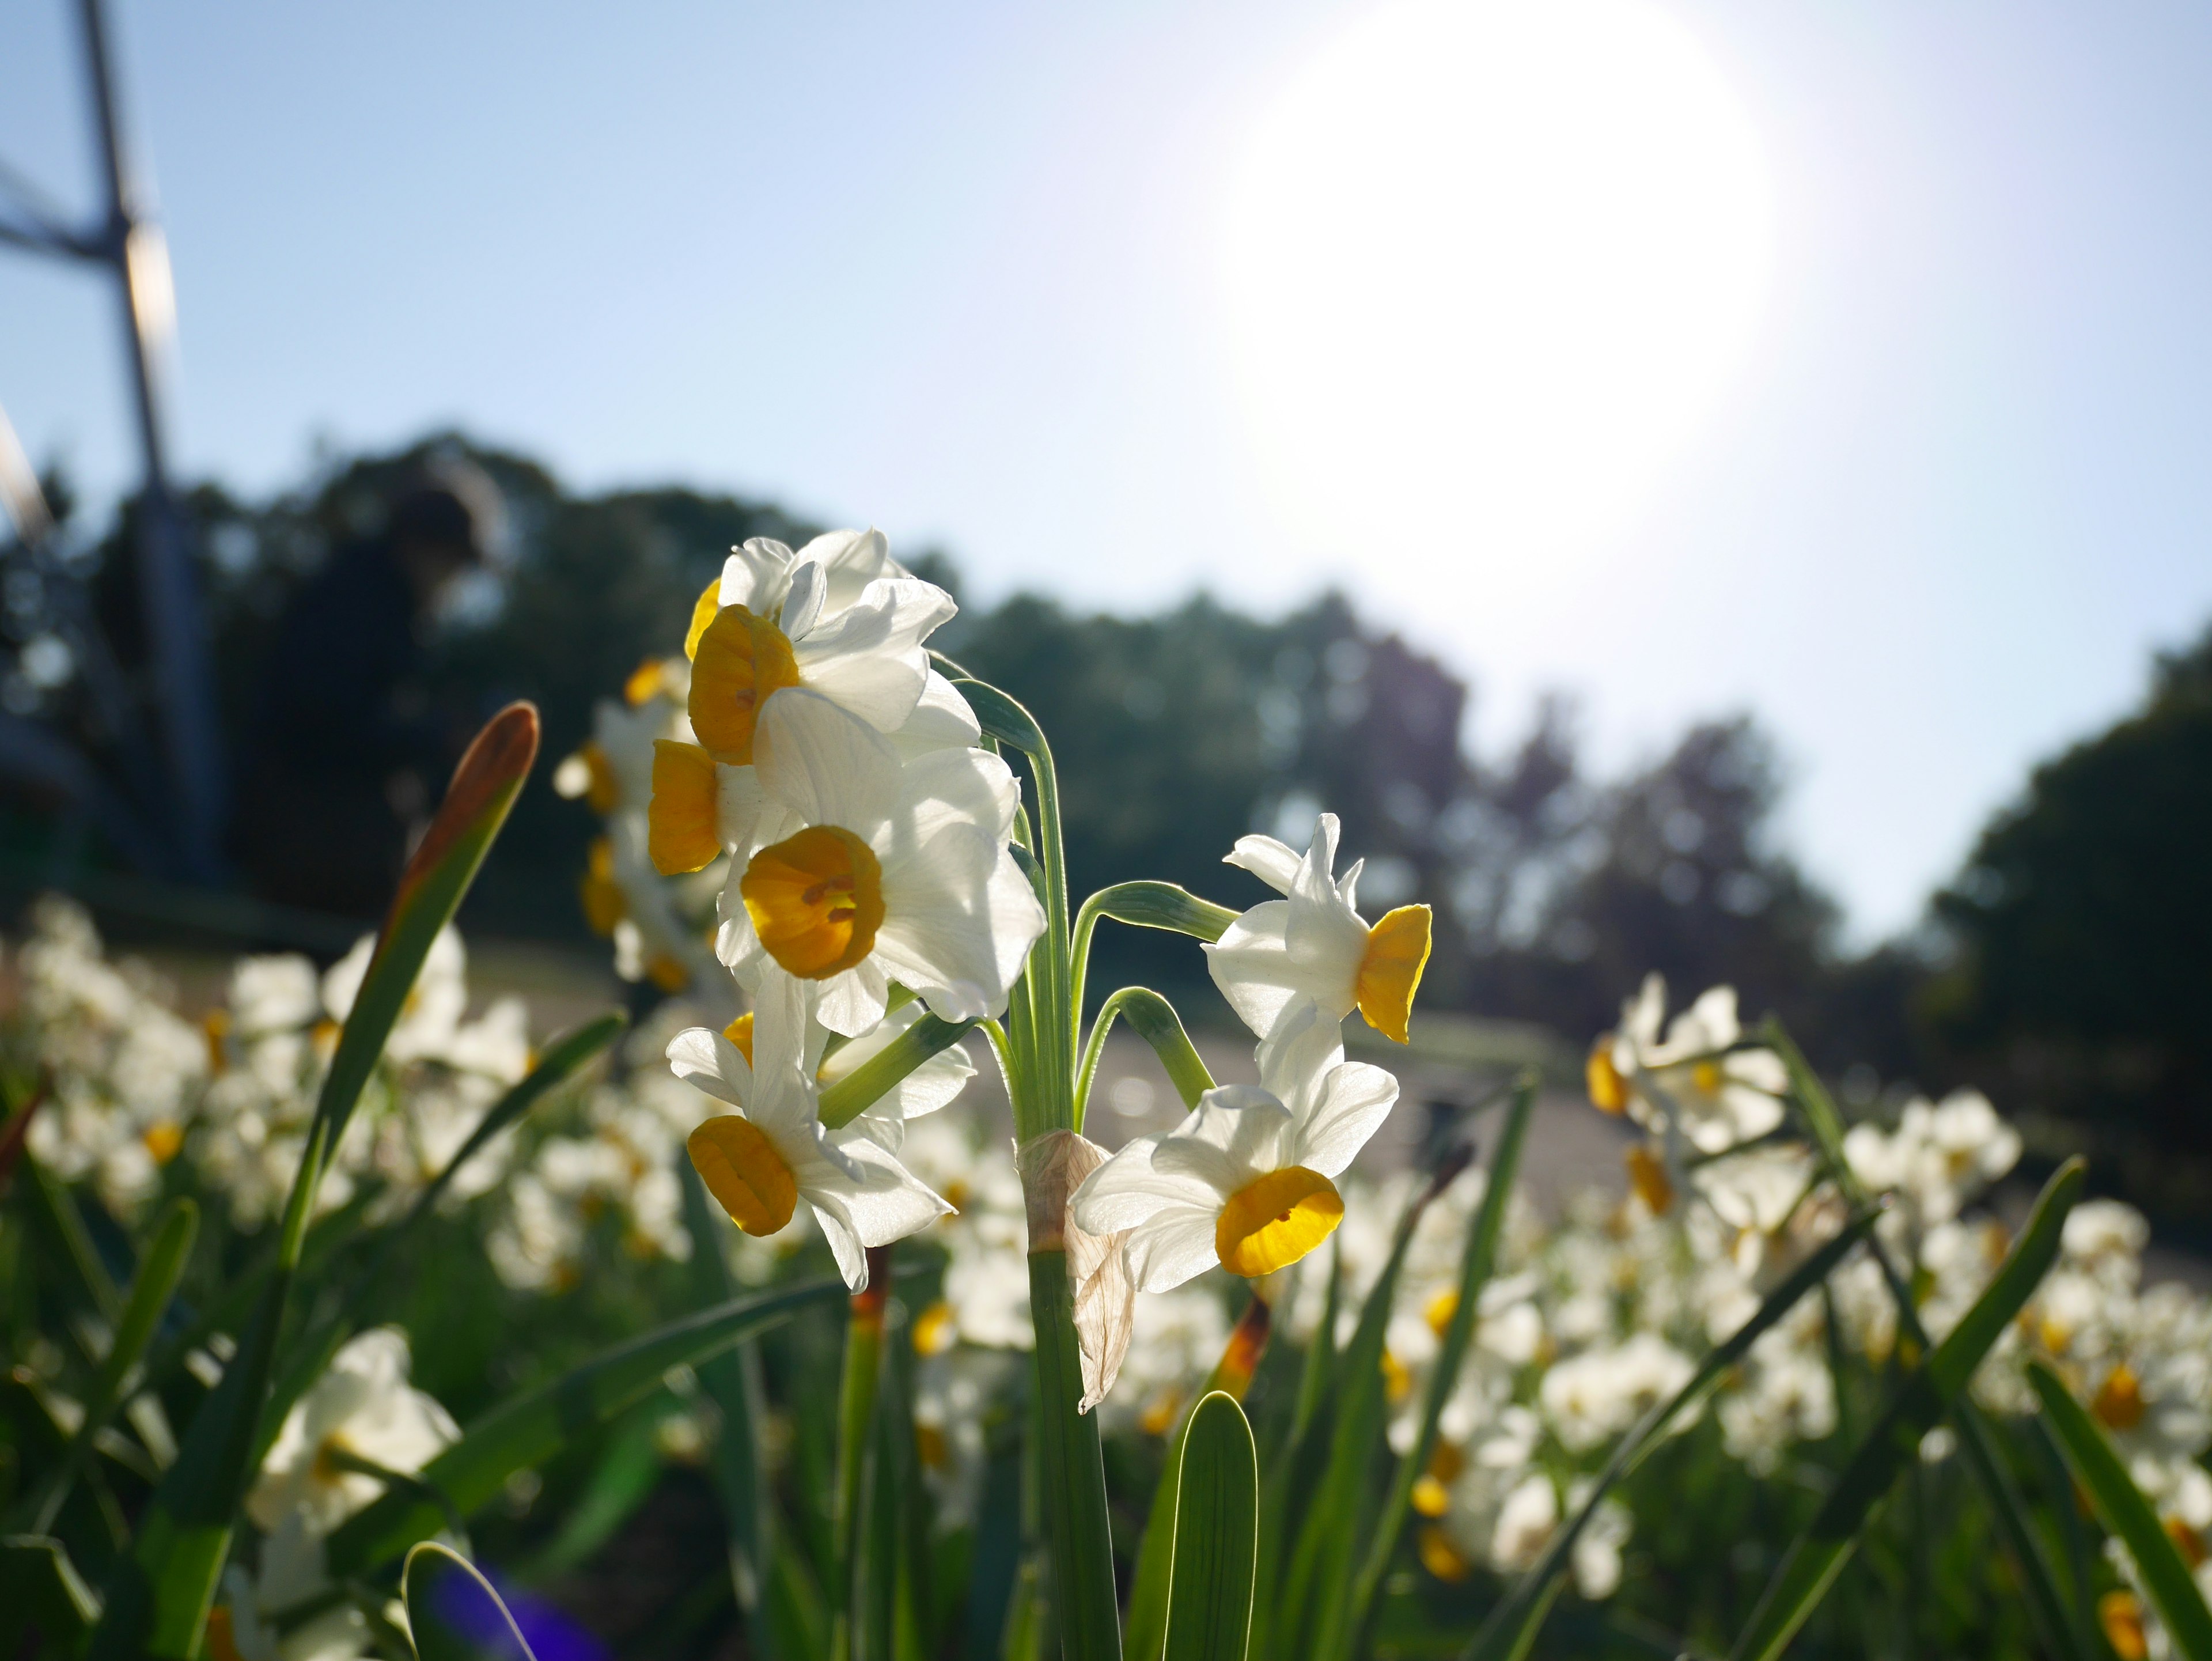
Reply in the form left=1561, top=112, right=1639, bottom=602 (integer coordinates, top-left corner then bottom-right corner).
left=646, top=536, right=980, bottom=875
left=668, top=978, right=952, bottom=1290
left=691, top=687, right=1043, bottom=1036
left=1203, top=814, right=1433, bottom=1045
left=1069, top=1002, right=1399, bottom=1290
left=723, top=996, right=978, bottom=1153
left=247, top=1327, right=459, bottom=1537
left=684, top=534, right=959, bottom=769
left=1585, top=975, right=1785, bottom=1156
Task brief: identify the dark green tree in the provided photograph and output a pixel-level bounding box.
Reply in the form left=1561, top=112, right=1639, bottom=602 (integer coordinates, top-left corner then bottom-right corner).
left=1929, top=626, right=2212, bottom=1203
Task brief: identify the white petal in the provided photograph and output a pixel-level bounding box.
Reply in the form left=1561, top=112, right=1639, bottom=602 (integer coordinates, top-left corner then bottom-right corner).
left=1725, top=1048, right=1789, bottom=1094
left=752, top=689, right=902, bottom=834
left=1254, top=998, right=1347, bottom=1118
left=813, top=959, right=891, bottom=1038
left=874, top=830, right=1043, bottom=1021
left=791, top=577, right=954, bottom=732
left=1287, top=1062, right=1400, bottom=1179
left=1126, top=1205, right=1227, bottom=1293
left=900, top=744, right=1021, bottom=843
left=812, top=1201, right=871, bottom=1289
left=813, top=1137, right=954, bottom=1248
left=885, top=668, right=983, bottom=758
left=1203, top=903, right=1302, bottom=1038
left=1223, top=835, right=1302, bottom=895
left=1150, top=1088, right=1292, bottom=1192
left=666, top=1026, right=748, bottom=1107
left=779, top=555, right=827, bottom=638
left=720, top=539, right=795, bottom=614
left=1071, top=1135, right=1215, bottom=1234
left=715, top=763, right=775, bottom=853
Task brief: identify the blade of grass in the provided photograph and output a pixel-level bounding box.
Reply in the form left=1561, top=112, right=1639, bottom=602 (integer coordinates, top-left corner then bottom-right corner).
left=1275, top=1148, right=1472, bottom=1661
left=1127, top=1297, right=1272, bottom=1661
left=89, top=704, right=541, bottom=1661
left=324, top=1278, right=840, bottom=1577
left=0, top=1533, right=101, bottom=1654
left=1163, top=1393, right=1258, bottom=1661
left=1728, top=1157, right=2085, bottom=1661
left=2029, top=1360, right=2212, bottom=1661
left=1460, top=1208, right=1881, bottom=1661
left=403, top=1540, right=538, bottom=1660
left=25, top=1197, right=196, bottom=1533
left=1766, top=1016, right=2092, bottom=1661
left=1343, top=1074, right=1539, bottom=1661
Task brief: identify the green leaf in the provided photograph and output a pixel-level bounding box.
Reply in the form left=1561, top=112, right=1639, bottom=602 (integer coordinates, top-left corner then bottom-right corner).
left=23, top=1197, right=197, bottom=1534
left=1, top=1533, right=101, bottom=1654
left=324, top=1278, right=839, bottom=1577
left=87, top=703, right=541, bottom=1661
left=1128, top=1300, right=1273, bottom=1661
left=1728, top=1157, right=2085, bottom=1661
left=1164, top=1393, right=1258, bottom=1661
left=1343, top=1074, right=1539, bottom=1661
left=1772, top=1016, right=2092, bottom=1661
left=2029, top=1360, right=2212, bottom=1661
left=1461, top=1206, right=1881, bottom=1661
left=817, top=1013, right=976, bottom=1130
left=1274, top=1153, right=1468, bottom=1661
left=1076, top=987, right=1216, bottom=1123
left=402, top=1541, right=537, bottom=1660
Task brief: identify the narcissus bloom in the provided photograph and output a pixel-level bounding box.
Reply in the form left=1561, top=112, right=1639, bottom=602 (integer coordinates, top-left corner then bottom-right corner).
left=248, top=1327, right=459, bottom=1536
left=1205, top=815, right=1432, bottom=1045
left=669, top=978, right=952, bottom=1289
left=704, top=688, right=1044, bottom=1035
left=684, top=532, right=963, bottom=770
left=1585, top=975, right=1785, bottom=1156
left=1070, top=1002, right=1399, bottom=1291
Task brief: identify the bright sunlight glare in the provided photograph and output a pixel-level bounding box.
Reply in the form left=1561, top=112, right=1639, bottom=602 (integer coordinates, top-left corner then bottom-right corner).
left=1223, top=0, right=1775, bottom=573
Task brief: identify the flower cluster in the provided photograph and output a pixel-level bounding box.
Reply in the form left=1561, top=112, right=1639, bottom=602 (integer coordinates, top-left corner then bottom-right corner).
left=6, top=901, right=529, bottom=1232
left=635, top=531, right=1043, bottom=1289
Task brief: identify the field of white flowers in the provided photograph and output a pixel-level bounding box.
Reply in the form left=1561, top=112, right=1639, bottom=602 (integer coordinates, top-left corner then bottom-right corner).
left=5, top=529, right=2209, bottom=1661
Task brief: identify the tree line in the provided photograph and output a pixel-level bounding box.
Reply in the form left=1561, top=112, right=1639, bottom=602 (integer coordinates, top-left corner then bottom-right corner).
left=7, top=433, right=2207, bottom=1218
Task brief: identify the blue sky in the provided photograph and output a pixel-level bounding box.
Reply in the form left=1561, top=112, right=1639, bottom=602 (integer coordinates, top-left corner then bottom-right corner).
left=3, top=0, right=2210, bottom=943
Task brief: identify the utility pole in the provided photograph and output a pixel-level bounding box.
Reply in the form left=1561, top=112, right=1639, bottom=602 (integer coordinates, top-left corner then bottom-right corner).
left=0, top=0, right=225, bottom=880
left=77, top=0, right=224, bottom=879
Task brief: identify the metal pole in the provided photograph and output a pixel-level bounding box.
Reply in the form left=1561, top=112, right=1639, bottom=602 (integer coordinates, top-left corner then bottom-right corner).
left=77, top=0, right=225, bottom=880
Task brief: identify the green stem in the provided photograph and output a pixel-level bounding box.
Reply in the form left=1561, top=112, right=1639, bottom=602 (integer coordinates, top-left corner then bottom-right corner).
left=1076, top=987, right=1217, bottom=1121
left=831, top=1247, right=893, bottom=1661
left=1028, top=1248, right=1123, bottom=1661
left=1070, top=881, right=1238, bottom=1030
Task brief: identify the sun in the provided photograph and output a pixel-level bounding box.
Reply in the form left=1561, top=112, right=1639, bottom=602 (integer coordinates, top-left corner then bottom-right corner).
left=1222, top=0, right=1774, bottom=572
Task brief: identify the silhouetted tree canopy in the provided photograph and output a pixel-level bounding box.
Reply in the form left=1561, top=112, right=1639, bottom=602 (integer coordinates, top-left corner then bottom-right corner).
left=1929, top=625, right=2212, bottom=1206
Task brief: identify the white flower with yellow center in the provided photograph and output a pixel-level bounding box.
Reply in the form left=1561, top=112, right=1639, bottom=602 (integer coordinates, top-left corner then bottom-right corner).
left=675, top=687, right=1043, bottom=1036
left=668, top=977, right=953, bottom=1290
left=647, top=535, right=979, bottom=880
left=1070, top=1002, right=1400, bottom=1290
left=1203, top=814, right=1433, bottom=1045
left=1586, top=975, right=1786, bottom=1155
left=247, top=1327, right=459, bottom=1538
